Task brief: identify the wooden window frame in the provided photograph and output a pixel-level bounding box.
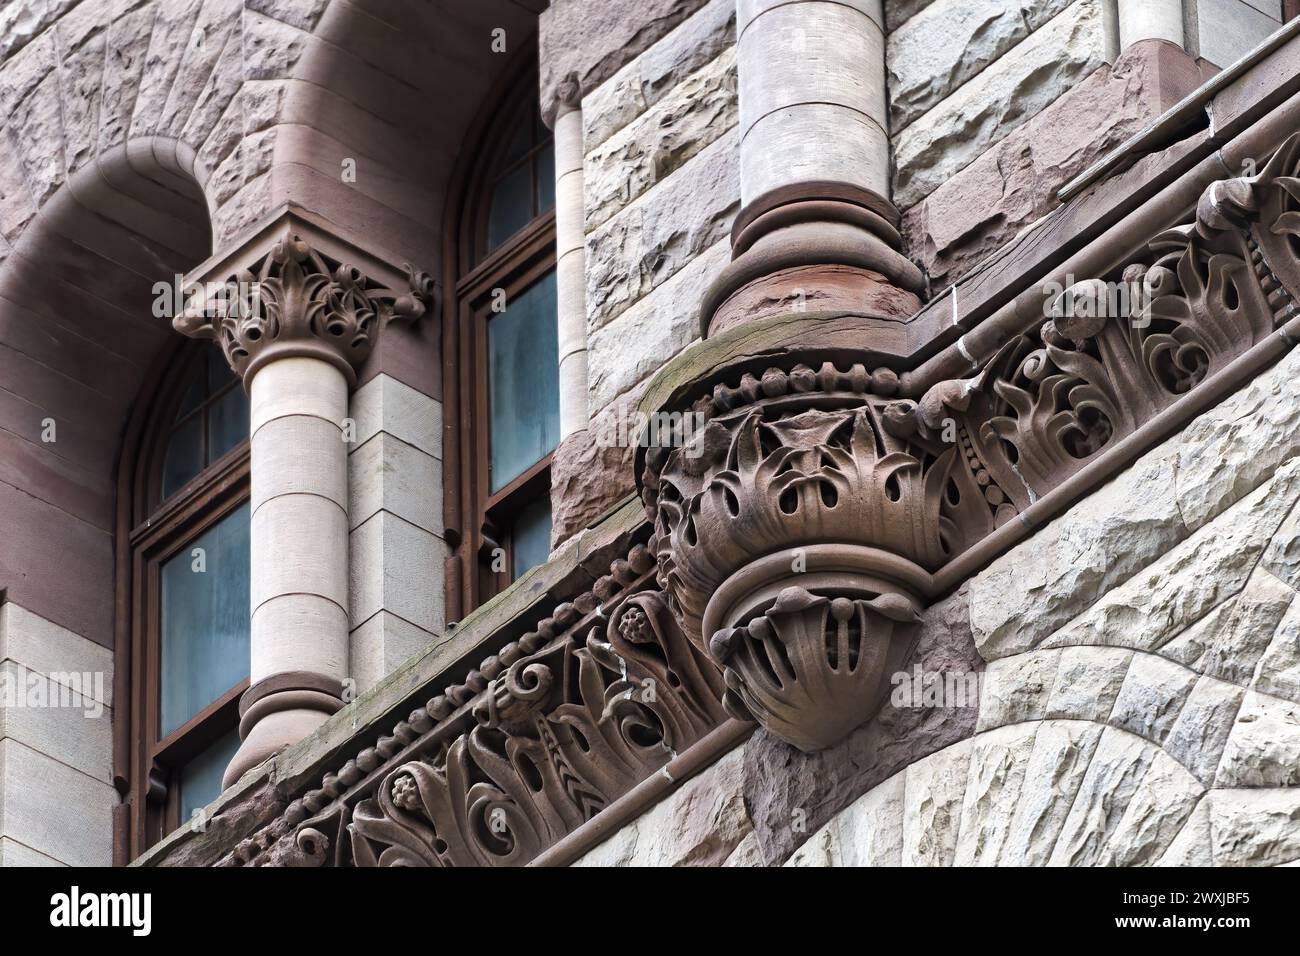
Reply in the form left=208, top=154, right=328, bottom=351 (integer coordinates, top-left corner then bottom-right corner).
left=444, top=51, right=559, bottom=618
left=117, top=341, right=251, bottom=859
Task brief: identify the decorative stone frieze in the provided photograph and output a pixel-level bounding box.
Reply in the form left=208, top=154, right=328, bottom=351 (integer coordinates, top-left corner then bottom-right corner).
left=220, top=537, right=728, bottom=867
left=639, top=132, right=1300, bottom=754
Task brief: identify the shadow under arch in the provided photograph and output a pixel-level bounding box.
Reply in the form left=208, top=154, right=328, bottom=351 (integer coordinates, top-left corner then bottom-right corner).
left=0, top=135, right=215, bottom=830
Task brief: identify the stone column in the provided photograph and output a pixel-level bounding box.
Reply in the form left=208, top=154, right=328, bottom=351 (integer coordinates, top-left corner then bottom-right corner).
left=706, top=0, right=923, bottom=334
left=175, top=233, right=433, bottom=788
left=553, top=76, right=588, bottom=439
left=1118, top=0, right=1184, bottom=50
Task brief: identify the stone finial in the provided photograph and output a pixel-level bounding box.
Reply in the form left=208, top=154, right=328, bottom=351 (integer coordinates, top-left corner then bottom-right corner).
left=174, top=233, right=437, bottom=386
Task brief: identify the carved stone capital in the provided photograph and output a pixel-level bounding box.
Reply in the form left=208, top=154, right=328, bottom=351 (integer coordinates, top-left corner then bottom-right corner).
left=174, top=226, right=437, bottom=387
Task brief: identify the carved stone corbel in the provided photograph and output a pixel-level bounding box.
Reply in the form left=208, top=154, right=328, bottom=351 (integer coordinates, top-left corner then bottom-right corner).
left=640, top=132, right=1300, bottom=755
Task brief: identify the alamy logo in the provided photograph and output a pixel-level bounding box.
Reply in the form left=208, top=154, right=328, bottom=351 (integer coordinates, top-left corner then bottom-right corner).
left=49, top=886, right=151, bottom=936
left=0, top=666, right=104, bottom=718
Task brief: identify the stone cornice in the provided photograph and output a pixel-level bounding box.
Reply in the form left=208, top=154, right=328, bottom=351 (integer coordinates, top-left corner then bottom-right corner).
left=172, top=206, right=438, bottom=386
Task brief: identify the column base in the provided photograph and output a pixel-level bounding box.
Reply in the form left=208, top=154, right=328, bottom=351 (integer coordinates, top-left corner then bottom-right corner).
left=223, top=676, right=344, bottom=789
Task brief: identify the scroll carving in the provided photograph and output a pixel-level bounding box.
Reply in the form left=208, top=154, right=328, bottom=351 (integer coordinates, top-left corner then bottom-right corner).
left=221, top=542, right=727, bottom=868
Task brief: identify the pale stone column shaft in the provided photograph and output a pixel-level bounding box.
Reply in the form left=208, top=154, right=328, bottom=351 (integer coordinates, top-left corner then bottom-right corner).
left=225, top=355, right=349, bottom=787
left=736, top=0, right=889, bottom=204
left=554, top=98, right=588, bottom=438
left=1118, top=0, right=1184, bottom=49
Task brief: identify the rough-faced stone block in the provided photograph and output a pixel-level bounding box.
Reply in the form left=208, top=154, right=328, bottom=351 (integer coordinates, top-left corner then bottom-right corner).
left=1100, top=748, right=1202, bottom=866
left=953, top=722, right=1036, bottom=865
left=901, top=738, right=971, bottom=866
left=887, top=0, right=1073, bottom=131
left=1207, top=788, right=1300, bottom=865
left=1107, top=654, right=1199, bottom=746
left=976, top=649, right=1061, bottom=731
left=1216, top=691, right=1300, bottom=788
left=892, top=0, right=1112, bottom=210
left=902, top=39, right=1200, bottom=289
left=970, top=443, right=1186, bottom=661
left=585, top=128, right=738, bottom=337
left=1162, top=674, right=1244, bottom=786
left=999, top=719, right=1102, bottom=865
left=582, top=0, right=736, bottom=151
left=1045, top=645, right=1132, bottom=723
left=1047, top=726, right=1154, bottom=866
left=584, top=47, right=736, bottom=233
left=540, top=0, right=711, bottom=123
left=586, top=240, right=728, bottom=411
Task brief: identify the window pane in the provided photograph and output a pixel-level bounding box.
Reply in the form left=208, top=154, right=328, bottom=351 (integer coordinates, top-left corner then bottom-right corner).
left=486, top=162, right=533, bottom=252
left=536, top=140, right=555, bottom=214
left=160, top=502, right=251, bottom=736
left=488, top=270, right=560, bottom=492
left=178, top=726, right=241, bottom=824
left=175, top=376, right=204, bottom=420
left=511, top=494, right=552, bottom=581
left=161, top=415, right=203, bottom=500
left=207, top=345, right=237, bottom=393
left=207, top=384, right=249, bottom=464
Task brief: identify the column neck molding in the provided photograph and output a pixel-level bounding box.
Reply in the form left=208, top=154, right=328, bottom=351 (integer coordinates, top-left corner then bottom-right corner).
left=173, top=209, right=437, bottom=387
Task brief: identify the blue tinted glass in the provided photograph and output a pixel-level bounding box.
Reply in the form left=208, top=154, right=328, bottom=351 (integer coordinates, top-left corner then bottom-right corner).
left=488, top=271, right=560, bottom=492
left=179, top=726, right=241, bottom=824
left=161, top=414, right=203, bottom=500
left=487, top=162, right=533, bottom=252
left=160, top=502, right=251, bottom=736
left=512, top=494, right=552, bottom=581
left=207, top=384, right=249, bottom=463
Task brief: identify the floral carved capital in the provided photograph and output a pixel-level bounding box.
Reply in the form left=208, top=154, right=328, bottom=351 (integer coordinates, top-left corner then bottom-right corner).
left=173, top=233, right=437, bottom=386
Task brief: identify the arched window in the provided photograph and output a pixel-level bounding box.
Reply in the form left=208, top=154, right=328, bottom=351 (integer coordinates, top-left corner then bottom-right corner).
left=448, top=63, right=559, bottom=614
left=122, top=342, right=251, bottom=854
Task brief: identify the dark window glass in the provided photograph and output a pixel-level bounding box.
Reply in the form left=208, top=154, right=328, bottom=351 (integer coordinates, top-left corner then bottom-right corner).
left=161, top=415, right=203, bottom=500
left=511, top=494, right=552, bottom=580
left=160, top=502, right=251, bottom=736
left=207, top=386, right=249, bottom=463
left=487, top=163, right=534, bottom=252
left=178, top=727, right=241, bottom=823
left=483, top=106, right=555, bottom=256
left=159, top=349, right=248, bottom=504
left=488, top=269, right=560, bottom=492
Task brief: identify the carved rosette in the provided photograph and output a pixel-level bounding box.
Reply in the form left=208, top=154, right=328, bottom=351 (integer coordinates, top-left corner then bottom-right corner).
left=173, top=233, right=436, bottom=384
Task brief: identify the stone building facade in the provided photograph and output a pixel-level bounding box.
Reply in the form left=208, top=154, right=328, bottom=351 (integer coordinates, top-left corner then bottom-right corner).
left=0, top=0, right=1297, bottom=867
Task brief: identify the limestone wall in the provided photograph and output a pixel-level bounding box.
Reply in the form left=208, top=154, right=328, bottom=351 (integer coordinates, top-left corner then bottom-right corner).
left=0, top=601, right=114, bottom=866
left=573, top=336, right=1300, bottom=867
